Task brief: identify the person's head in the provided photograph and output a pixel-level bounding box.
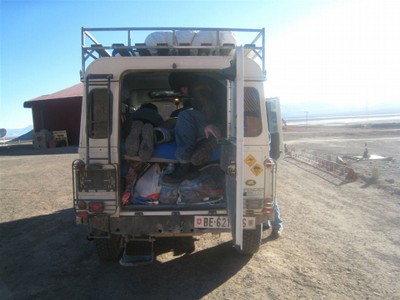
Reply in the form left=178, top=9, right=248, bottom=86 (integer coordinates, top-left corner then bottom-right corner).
left=169, top=72, right=198, bottom=94
left=188, top=78, right=213, bottom=100
left=182, top=98, right=192, bottom=108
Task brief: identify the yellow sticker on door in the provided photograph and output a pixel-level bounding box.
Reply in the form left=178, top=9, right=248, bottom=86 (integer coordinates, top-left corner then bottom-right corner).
left=251, top=163, right=264, bottom=176
left=244, top=154, right=257, bottom=166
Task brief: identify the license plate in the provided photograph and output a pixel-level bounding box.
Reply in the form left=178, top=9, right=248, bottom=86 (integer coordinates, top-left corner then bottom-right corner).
left=194, top=216, right=256, bottom=229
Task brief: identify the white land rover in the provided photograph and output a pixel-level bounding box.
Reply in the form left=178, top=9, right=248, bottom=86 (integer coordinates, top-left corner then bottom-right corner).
left=73, top=27, right=283, bottom=265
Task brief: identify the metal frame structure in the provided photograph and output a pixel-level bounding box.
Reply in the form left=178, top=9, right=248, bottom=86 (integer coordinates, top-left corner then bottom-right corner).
left=81, top=27, right=265, bottom=78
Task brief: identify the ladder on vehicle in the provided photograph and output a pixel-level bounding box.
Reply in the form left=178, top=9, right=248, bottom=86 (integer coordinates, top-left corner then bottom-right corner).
left=85, top=74, right=113, bottom=165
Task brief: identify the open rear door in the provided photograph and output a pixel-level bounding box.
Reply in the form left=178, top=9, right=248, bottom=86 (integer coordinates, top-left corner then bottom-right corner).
left=266, top=97, right=284, bottom=161
left=222, top=46, right=245, bottom=252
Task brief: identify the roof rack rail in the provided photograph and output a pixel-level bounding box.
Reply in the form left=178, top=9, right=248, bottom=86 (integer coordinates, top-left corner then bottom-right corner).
left=81, top=27, right=265, bottom=78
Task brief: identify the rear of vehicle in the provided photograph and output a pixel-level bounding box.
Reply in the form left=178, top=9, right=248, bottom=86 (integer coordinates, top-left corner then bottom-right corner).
left=72, top=27, right=280, bottom=263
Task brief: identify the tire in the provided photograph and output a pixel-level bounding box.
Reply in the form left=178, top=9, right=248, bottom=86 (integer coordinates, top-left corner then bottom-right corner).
left=94, top=234, right=123, bottom=261
left=178, top=237, right=196, bottom=254
left=237, top=224, right=262, bottom=255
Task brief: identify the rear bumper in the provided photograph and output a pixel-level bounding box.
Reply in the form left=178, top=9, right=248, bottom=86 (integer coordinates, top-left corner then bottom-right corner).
left=82, top=213, right=270, bottom=237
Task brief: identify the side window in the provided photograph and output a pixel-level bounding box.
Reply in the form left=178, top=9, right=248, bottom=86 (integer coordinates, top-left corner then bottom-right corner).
left=244, top=87, right=262, bottom=137
left=88, top=89, right=112, bottom=138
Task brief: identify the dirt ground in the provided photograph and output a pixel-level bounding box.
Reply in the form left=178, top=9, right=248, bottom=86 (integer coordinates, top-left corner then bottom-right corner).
left=1, top=123, right=399, bottom=300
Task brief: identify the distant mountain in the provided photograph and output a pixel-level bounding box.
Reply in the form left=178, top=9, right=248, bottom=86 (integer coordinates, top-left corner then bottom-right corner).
left=4, top=125, right=33, bottom=138
left=281, top=102, right=400, bottom=120
left=10, top=129, right=34, bottom=142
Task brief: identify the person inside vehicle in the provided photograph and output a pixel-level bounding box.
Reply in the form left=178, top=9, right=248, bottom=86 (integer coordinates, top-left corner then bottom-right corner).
left=159, top=74, right=226, bottom=183
left=169, top=98, right=193, bottom=118
left=124, top=103, right=164, bottom=161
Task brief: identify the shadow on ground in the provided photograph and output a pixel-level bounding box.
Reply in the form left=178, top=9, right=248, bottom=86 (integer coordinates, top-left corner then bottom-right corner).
left=0, top=209, right=251, bottom=300
left=0, top=144, right=78, bottom=156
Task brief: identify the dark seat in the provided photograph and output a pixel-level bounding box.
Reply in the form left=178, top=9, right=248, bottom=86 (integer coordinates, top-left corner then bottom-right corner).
left=91, top=44, right=110, bottom=57
left=221, top=43, right=235, bottom=56
left=157, top=43, right=169, bottom=56
left=198, top=43, right=212, bottom=56
left=178, top=43, right=191, bottom=56
left=135, top=43, right=151, bottom=56
left=112, top=43, right=133, bottom=57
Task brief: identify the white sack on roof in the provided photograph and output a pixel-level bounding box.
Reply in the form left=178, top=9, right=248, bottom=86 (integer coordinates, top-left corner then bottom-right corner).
left=144, top=30, right=239, bottom=56
left=144, top=31, right=195, bottom=54
left=145, top=32, right=174, bottom=55
left=175, top=30, right=196, bottom=44
left=191, top=31, right=239, bottom=55
left=192, top=31, right=239, bottom=46
left=145, top=31, right=196, bottom=46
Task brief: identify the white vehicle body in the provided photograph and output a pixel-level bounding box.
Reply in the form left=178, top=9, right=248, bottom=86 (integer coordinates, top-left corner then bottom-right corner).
left=72, top=27, right=283, bottom=264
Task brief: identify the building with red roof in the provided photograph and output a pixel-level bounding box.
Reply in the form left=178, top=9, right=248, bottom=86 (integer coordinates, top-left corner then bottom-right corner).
left=24, top=83, right=83, bottom=145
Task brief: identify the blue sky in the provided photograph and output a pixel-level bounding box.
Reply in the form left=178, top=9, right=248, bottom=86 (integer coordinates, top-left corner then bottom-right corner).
left=1, top=0, right=400, bottom=129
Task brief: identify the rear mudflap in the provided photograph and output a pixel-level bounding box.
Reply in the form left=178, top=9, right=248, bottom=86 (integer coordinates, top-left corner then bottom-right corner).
left=120, top=238, right=155, bottom=266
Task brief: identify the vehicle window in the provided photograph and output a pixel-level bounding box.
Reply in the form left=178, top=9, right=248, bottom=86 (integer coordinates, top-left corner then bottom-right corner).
left=88, top=89, right=112, bottom=138
left=244, top=87, right=262, bottom=137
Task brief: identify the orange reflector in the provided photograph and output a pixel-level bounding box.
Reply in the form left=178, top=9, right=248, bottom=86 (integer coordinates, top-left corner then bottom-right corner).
left=88, top=202, right=105, bottom=212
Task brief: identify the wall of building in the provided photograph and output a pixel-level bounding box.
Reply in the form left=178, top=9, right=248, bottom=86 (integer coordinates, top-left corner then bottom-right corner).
left=31, top=97, right=82, bottom=145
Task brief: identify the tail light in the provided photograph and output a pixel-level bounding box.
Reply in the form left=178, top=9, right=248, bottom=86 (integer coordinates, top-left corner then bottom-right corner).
left=263, top=197, right=273, bottom=214
left=262, top=207, right=273, bottom=213
left=264, top=158, right=275, bottom=168
left=77, top=200, right=87, bottom=209
left=76, top=211, right=88, bottom=218
left=76, top=200, right=105, bottom=215
left=88, top=202, right=105, bottom=212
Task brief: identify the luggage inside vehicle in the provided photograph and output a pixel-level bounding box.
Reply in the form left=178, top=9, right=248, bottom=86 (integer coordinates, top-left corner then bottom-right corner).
left=177, top=164, right=225, bottom=205
left=122, top=161, right=225, bottom=209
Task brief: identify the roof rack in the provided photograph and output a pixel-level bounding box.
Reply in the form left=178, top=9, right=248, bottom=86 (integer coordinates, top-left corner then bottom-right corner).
left=81, top=27, right=265, bottom=78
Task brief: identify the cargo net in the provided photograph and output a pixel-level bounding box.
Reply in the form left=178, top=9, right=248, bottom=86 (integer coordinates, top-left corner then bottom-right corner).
left=285, top=146, right=358, bottom=185
left=81, top=27, right=265, bottom=75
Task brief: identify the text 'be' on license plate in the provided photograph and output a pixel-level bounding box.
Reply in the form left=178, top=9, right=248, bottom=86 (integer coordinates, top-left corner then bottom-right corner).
left=194, top=216, right=256, bottom=229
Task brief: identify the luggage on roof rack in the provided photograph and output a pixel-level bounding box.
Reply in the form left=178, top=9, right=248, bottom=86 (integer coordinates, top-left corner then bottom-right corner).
left=81, top=27, right=265, bottom=77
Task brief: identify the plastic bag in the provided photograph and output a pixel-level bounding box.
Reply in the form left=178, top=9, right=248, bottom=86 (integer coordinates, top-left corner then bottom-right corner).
left=134, top=164, right=161, bottom=200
